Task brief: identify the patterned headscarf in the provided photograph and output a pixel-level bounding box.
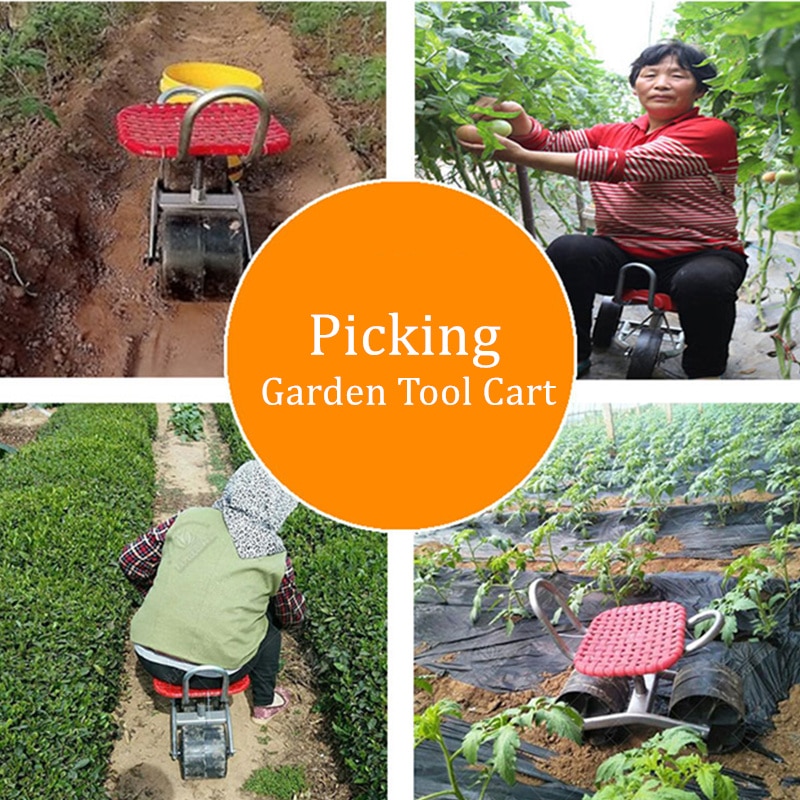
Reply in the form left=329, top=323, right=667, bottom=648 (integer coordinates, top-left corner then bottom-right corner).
left=212, top=461, right=297, bottom=559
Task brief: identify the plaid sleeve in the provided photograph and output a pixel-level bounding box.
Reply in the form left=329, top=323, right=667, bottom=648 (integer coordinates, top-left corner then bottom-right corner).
left=118, top=515, right=177, bottom=595
left=272, top=556, right=306, bottom=628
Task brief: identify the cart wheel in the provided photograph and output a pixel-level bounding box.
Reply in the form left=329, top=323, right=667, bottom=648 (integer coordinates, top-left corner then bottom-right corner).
left=558, top=672, right=630, bottom=745
left=669, top=663, right=745, bottom=753
left=592, top=299, right=623, bottom=349
left=180, top=724, right=228, bottom=779
left=159, top=211, right=244, bottom=301
left=627, top=328, right=663, bottom=379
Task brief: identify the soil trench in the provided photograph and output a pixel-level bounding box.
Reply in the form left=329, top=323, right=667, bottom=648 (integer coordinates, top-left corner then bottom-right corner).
left=107, top=405, right=351, bottom=800
left=0, top=3, right=367, bottom=377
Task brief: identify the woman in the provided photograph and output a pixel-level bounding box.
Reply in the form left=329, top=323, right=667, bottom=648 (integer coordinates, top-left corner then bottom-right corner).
left=119, top=460, right=306, bottom=723
left=460, top=40, right=747, bottom=379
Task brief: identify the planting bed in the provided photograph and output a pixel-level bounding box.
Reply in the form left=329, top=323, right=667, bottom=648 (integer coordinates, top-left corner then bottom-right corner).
left=414, top=404, right=800, bottom=799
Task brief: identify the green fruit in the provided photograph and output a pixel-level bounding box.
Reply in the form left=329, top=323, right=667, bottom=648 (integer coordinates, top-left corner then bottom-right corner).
left=776, top=170, right=799, bottom=186
left=487, top=120, right=512, bottom=136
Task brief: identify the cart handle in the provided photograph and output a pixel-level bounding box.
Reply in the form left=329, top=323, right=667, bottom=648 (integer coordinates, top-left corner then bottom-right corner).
left=181, top=664, right=230, bottom=704
left=684, top=609, right=724, bottom=654
left=613, top=262, right=658, bottom=310
left=177, top=85, right=272, bottom=164
left=157, top=85, right=203, bottom=104
left=528, top=578, right=586, bottom=662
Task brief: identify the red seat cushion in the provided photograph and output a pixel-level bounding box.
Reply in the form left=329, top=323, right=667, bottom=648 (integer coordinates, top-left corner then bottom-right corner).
left=116, top=102, right=290, bottom=158
left=153, top=673, right=251, bottom=699
left=621, top=289, right=677, bottom=313
left=574, top=602, right=686, bottom=678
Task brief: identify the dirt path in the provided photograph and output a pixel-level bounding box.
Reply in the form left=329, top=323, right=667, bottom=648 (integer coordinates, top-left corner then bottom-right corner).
left=0, top=3, right=367, bottom=377
left=107, top=405, right=351, bottom=800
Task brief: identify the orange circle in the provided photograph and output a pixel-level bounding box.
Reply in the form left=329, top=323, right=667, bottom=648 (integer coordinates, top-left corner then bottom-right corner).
left=226, top=181, right=575, bottom=531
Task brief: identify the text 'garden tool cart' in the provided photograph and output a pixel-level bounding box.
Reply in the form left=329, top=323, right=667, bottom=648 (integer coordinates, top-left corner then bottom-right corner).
left=529, top=578, right=745, bottom=752
left=115, top=63, right=290, bottom=300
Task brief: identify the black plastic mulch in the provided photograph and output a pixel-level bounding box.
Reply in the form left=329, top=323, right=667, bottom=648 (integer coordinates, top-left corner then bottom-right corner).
left=416, top=500, right=772, bottom=561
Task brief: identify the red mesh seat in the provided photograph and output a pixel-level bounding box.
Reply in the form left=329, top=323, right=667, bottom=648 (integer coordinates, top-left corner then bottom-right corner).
left=574, top=602, right=687, bottom=678
left=153, top=673, right=251, bottom=699
left=621, top=289, right=677, bottom=313
left=116, top=102, right=291, bottom=158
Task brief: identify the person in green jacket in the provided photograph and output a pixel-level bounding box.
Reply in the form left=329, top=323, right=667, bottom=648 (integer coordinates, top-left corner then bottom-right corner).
left=119, top=460, right=306, bottom=722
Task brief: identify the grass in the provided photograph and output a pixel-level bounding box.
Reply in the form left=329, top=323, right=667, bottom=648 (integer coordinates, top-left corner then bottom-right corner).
left=332, top=53, right=385, bottom=103
left=256, top=1, right=385, bottom=176
left=243, top=765, right=307, bottom=799
left=0, top=3, right=139, bottom=124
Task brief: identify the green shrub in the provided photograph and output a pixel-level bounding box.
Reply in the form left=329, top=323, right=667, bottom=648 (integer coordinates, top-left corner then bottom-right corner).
left=212, top=403, right=253, bottom=469
left=212, top=405, right=387, bottom=800
left=0, top=404, right=157, bottom=799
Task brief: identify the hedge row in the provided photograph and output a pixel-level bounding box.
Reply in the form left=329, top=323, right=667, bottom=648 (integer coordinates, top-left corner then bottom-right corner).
left=0, top=404, right=157, bottom=799
left=213, top=404, right=388, bottom=799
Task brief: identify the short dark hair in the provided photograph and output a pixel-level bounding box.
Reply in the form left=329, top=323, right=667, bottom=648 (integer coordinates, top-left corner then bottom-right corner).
left=629, top=40, right=716, bottom=93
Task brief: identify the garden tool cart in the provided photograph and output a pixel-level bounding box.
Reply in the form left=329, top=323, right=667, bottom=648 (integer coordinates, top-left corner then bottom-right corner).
left=529, top=578, right=745, bottom=752
left=115, top=80, right=290, bottom=300
left=152, top=666, right=250, bottom=779
left=591, top=262, right=685, bottom=378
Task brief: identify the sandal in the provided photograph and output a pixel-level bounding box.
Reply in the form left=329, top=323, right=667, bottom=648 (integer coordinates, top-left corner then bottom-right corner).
left=251, top=688, right=290, bottom=723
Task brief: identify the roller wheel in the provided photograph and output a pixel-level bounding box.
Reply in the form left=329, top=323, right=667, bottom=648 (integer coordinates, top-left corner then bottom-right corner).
left=627, top=328, right=663, bottom=379
left=558, top=672, right=630, bottom=745
left=159, top=211, right=245, bottom=301
left=592, top=299, right=623, bottom=349
left=668, top=664, right=745, bottom=753
left=180, top=724, right=228, bottom=779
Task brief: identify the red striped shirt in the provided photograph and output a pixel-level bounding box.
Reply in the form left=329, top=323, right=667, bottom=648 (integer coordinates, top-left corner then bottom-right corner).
left=513, top=108, right=743, bottom=259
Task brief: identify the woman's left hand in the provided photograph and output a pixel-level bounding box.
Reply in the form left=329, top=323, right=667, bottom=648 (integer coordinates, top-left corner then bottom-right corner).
left=458, top=135, right=529, bottom=164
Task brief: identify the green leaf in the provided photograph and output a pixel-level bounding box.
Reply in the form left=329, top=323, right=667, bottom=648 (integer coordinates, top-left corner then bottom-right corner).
left=495, top=34, right=528, bottom=55
left=659, top=727, right=705, bottom=757
left=493, top=725, right=520, bottom=785
left=595, top=751, right=629, bottom=783
left=695, top=765, right=718, bottom=798
left=768, top=201, right=800, bottom=231
left=462, top=725, right=483, bottom=764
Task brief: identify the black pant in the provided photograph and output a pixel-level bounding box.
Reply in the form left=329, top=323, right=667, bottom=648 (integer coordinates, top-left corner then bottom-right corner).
left=546, top=234, right=748, bottom=378
left=136, top=609, right=282, bottom=706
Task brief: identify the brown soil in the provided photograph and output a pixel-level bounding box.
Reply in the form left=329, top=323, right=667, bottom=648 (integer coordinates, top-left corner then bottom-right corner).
left=106, top=405, right=352, bottom=800
left=0, top=3, right=382, bottom=377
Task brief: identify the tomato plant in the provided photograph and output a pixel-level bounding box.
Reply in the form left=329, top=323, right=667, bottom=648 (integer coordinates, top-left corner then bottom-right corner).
left=415, top=1, right=634, bottom=238
left=585, top=727, right=739, bottom=800
left=415, top=695, right=582, bottom=800
left=674, top=2, right=800, bottom=374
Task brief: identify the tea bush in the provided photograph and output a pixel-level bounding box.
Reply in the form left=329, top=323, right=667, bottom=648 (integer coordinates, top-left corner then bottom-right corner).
left=0, top=404, right=157, bottom=799
left=213, top=404, right=387, bottom=800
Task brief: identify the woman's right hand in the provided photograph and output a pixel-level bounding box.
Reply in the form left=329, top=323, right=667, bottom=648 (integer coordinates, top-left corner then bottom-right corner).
left=472, top=97, right=533, bottom=137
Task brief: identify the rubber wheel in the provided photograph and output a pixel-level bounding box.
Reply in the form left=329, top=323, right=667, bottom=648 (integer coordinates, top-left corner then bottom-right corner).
left=180, top=724, right=228, bottom=779
left=592, top=299, right=623, bottom=349
left=627, top=328, right=663, bottom=379
left=669, top=664, right=745, bottom=753
left=558, top=673, right=630, bottom=745
left=159, top=210, right=245, bottom=301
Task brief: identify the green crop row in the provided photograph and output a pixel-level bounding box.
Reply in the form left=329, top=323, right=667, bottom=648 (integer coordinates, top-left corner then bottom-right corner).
left=0, top=404, right=157, bottom=800
left=212, top=405, right=388, bottom=800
